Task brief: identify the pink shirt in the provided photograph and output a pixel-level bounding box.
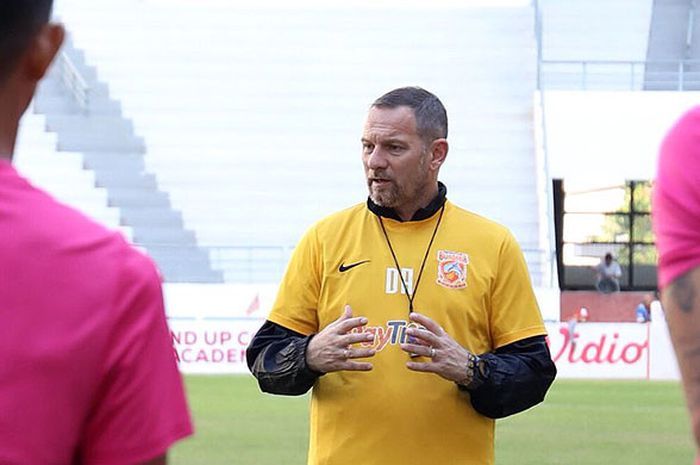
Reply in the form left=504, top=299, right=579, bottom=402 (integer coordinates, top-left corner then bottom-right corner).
left=653, top=106, right=700, bottom=289
left=0, top=160, right=193, bottom=464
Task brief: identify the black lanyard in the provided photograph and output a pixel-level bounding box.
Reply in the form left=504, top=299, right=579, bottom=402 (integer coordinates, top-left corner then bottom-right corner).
left=378, top=204, right=445, bottom=314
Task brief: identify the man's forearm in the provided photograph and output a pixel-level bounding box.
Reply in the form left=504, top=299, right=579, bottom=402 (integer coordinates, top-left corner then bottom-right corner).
left=246, top=321, right=322, bottom=395
left=663, top=266, right=700, bottom=448
left=464, top=336, right=557, bottom=419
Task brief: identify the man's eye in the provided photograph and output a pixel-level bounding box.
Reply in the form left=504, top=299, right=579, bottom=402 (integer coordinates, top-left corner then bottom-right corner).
left=362, top=143, right=374, bottom=152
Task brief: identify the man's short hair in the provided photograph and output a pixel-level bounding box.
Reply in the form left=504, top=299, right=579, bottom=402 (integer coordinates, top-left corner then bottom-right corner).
left=0, top=0, right=54, bottom=83
left=371, top=86, right=448, bottom=145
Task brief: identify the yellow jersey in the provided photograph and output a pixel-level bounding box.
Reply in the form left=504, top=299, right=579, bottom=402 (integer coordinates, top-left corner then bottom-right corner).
left=268, top=200, right=547, bottom=465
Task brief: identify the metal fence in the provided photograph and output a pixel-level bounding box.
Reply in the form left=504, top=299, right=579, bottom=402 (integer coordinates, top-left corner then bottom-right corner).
left=532, top=0, right=700, bottom=91
left=532, top=0, right=558, bottom=288
left=206, top=245, right=293, bottom=283
left=57, top=51, right=90, bottom=113
left=539, top=60, right=700, bottom=91
left=138, top=244, right=551, bottom=284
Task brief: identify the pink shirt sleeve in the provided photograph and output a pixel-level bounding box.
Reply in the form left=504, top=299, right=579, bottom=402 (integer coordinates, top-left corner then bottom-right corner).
left=653, top=106, right=700, bottom=289
left=79, top=250, right=193, bottom=465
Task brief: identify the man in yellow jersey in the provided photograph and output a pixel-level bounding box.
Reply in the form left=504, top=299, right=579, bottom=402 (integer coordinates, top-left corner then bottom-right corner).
left=247, top=87, right=557, bottom=465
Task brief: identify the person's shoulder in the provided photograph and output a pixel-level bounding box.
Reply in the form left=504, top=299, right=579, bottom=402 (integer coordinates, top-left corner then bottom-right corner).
left=4, top=173, right=154, bottom=282
left=445, top=201, right=512, bottom=241
left=7, top=173, right=125, bottom=247
left=117, top=243, right=161, bottom=286
left=308, top=202, right=367, bottom=235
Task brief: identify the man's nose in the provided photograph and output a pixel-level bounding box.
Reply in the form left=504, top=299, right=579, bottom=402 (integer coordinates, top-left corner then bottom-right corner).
left=366, top=147, right=388, bottom=170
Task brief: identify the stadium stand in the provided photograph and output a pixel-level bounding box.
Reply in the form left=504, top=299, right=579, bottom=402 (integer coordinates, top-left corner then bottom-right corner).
left=645, top=0, right=700, bottom=90
left=539, top=0, right=654, bottom=90
left=33, top=38, right=223, bottom=283
left=541, top=0, right=653, bottom=61
left=44, top=0, right=553, bottom=284
left=15, top=112, right=133, bottom=241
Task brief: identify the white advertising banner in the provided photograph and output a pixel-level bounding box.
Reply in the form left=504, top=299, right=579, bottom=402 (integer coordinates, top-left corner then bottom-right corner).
left=546, top=318, right=680, bottom=380
left=546, top=322, right=650, bottom=379
left=163, top=284, right=681, bottom=380
left=163, top=283, right=271, bottom=374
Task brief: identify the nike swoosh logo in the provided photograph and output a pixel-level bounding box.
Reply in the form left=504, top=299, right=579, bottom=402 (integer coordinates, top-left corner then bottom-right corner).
left=339, top=260, right=370, bottom=272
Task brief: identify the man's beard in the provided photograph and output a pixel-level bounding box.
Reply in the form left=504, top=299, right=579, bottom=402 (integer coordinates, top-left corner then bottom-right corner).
left=366, top=155, right=430, bottom=209
left=368, top=178, right=401, bottom=207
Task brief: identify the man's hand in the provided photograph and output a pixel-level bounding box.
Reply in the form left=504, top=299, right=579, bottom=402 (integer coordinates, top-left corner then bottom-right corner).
left=306, top=305, right=376, bottom=373
left=400, top=312, right=472, bottom=382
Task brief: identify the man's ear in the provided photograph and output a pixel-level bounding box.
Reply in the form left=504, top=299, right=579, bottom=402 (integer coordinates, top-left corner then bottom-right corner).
left=23, top=23, right=65, bottom=82
left=428, top=138, right=448, bottom=171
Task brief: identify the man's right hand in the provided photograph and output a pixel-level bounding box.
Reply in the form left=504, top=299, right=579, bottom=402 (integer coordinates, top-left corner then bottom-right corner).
left=306, top=305, right=376, bottom=373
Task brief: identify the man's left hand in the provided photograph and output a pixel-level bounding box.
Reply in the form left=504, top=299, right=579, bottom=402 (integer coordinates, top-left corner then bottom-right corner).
left=400, top=312, right=472, bottom=383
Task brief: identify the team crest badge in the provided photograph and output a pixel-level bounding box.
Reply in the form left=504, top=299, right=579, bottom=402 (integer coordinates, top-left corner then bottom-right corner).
left=436, top=250, right=469, bottom=289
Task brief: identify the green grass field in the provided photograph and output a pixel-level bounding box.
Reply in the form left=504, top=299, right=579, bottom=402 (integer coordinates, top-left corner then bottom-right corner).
left=170, top=376, right=695, bottom=465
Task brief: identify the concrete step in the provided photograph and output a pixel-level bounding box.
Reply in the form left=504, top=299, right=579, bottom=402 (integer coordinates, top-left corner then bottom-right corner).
left=120, top=207, right=184, bottom=228
left=94, top=171, right=158, bottom=189
left=131, top=226, right=196, bottom=244
left=107, top=188, right=171, bottom=208
left=83, top=152, right=146, bottom=171
left=141, top=245, right=225, bottom=282
left=48, top=60, right=99, bottom=82
left=45, top=115, right=135, bottom=134
left=33, top=96, right=123, bottom=116
left=37, top=78, right=110, bottom=100
left=57, top=132, right=145, bottom=153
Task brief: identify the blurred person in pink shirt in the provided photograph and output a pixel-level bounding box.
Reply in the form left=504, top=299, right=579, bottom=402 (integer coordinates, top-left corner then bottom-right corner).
left=653, top=106, right=700, bottom=464
left=0, top=1, right=193, bottom=464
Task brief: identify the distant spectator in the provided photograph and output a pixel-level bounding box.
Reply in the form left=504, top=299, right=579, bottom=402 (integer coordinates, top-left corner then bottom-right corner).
left=595, top=253, right=622, bottom=293
left=635, top=294, right=652, bottom=323
left=649, top=291, right=664, bottom=322
left=566, top=307, right=588, bottom=349
left=578, top=307, right=589, bottom=322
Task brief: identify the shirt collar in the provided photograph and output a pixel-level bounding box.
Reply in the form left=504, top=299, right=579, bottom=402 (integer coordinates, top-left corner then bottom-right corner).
left=366, top=182, right=447, bottom=222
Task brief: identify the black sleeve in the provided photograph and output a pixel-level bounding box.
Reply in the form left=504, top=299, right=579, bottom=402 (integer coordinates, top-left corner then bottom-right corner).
left=464, top=335, right=557, bottom=419
left=245, top=320, right=323, bottom=396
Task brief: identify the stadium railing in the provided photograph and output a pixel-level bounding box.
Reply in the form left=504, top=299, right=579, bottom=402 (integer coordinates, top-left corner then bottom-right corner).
left=533, top=0, right=558, bottom=288
left=130, top=244, right=293, bottom=283
left=539, top=60, right=700, bottom=91
left=534, top=90, right=557, bottom=288
left=57, top=51, right=90, bottom=113
left=686, top=0, right=696, bottom=59
left=533, top=0, right=543, bottom=89
left=132, top=243, right=549, bottom=284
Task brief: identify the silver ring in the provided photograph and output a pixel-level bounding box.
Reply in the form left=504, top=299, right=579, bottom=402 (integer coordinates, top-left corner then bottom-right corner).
left=430, top=348, right=436, bottom=358
left=343, top=349, right=350, bottom=359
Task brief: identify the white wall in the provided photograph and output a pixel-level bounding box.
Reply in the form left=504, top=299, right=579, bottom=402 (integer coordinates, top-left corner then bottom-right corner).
left=544, top=91, right=700, bottom=183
